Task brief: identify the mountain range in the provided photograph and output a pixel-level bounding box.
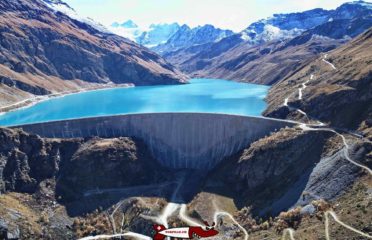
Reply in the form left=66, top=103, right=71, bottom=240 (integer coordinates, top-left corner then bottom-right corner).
left=109, top=1, right=371, bottom=86
left=110, top=21, right=181, bottom=48
left=158, top=1, right=372, bottom=84
left=110, top=20, right=234, bottom=50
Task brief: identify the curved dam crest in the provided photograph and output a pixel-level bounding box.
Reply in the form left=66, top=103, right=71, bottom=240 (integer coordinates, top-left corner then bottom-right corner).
left=10, top=113, right=296, bottom=170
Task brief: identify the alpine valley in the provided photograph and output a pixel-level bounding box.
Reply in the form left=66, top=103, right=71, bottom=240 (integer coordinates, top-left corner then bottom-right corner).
left=0, top=0, right=371, bottom=240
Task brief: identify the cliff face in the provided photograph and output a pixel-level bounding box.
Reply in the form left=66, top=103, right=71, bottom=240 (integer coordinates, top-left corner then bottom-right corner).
left=0, top=0, right=187, bottom=108
left=264, top=28, right=372, bottom=137
left=56, top=137, right=167, bottom=202
left=210, top=127, right=371, bottom=215
left=0, top=128, right=80, bottom=193
left=0, top=128, right=167, bottom=200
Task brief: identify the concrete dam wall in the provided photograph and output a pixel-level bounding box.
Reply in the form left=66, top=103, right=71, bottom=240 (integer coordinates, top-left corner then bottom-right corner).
left=11, top=113, right=296, bottom=170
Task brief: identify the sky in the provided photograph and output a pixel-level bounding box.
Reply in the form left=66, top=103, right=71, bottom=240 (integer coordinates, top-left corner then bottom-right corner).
left=63, top=0, right=369, bottom=32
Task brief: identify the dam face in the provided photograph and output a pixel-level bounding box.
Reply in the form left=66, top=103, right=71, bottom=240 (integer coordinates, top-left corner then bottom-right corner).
left=11, top=113, right=295, bottom=170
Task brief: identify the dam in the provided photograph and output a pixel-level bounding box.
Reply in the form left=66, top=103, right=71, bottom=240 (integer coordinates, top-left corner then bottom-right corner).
left=10, top=113, right=296, bottom=170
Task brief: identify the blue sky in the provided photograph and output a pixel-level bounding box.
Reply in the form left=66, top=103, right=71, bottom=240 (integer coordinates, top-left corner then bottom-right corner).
left=63, top=0, right=369, bottom=31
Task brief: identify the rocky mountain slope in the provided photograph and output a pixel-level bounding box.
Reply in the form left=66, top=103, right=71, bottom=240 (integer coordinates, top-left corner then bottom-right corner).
left=264, top=27, right=372, bottom=136
left=0, top=127, right=172, bottom=239
left=0, top=0, right=187, bottom=109
left=163, top=1, right=372, bottom=84
left=0, top=128, right=169, bottom=199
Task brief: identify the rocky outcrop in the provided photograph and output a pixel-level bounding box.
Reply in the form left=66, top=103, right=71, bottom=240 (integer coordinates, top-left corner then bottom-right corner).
left=0, top=219, right=20, bottom=240
left=0, top=0, right=187, bottom=108
left=211, top=128, right=328, bottom=207
left=0, top=127, right=80, bottom=193
left=210, top=127, right=370, bottom=215
left=0, top=128, right=167, bottom=202
left=0, top=76, right=51, bottom=95
left=233, top=129, right=327, bottom=192
left=56, top=137, right=167, bottom=202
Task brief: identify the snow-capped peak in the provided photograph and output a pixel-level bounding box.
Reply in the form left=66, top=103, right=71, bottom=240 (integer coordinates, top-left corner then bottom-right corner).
left=349, top=0, right=372, bottom=8
left=43, top=0, right=110, bottom=34
left=109, top=21, right=182, bottom=47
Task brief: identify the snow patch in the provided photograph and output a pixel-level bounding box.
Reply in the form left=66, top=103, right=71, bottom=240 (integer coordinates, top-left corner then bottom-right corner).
left=43, top=0, right=110, bottom=33
left=240, top=32, right=250, bottom=41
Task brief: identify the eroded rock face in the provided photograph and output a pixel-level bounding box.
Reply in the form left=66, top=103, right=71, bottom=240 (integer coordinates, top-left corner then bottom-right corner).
left=0, top=128, right=80, bottom=193
left=210, top=126, right=371, bottom=216
left=234, top=129, right=327, bottom=191
left=56, top=137, right=167, bottom=201
left=0, top=128, right=166, bottom=202
left=214, top=128, right=328, bottom=199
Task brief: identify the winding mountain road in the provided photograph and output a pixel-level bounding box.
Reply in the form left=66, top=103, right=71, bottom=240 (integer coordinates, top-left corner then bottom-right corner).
left=156, top=173, right=187, bottom=228
left=282, top=228, right=295, bottom=240
left=298, top=74, right=313, bottom=100
left=325, top=211, right=372, bottom=240
left=322, top=54, right=337, bottom=70
left=282, top=53, right=372, bottom=240
left=212, top=201, right=249, bottom=240
left=179, top=204, right=203, bottom=227
left=213, top=211, right=249, bottom=240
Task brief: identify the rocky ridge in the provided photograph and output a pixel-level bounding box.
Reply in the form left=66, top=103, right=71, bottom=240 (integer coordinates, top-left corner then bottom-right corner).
left=162, top=1, right=372, bottom=85
left=152, top=24, right=234, bottom=55
left=0, top=0, right=187, bottom=109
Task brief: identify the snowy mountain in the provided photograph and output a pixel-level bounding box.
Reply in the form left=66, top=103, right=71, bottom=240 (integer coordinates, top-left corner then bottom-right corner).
left=109, top=20, right=143, bottom=41
left=239, top=0, right=372, bottom=44
left=43, top=0, right=110, bottom=33
left=240, top=8, right=330, bottom=44
left=137, top=23, right=180, bottom=47
left=152, top=24, right=234, bottom=54
left=109, top=20, right=181, bottom=47
left=160, top=0, right=372, bottom=85
left=113, top=19, right=138, bottom=28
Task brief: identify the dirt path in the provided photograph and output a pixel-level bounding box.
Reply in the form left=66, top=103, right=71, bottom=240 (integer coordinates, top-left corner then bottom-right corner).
left=282, top=53, right=372, bottom=240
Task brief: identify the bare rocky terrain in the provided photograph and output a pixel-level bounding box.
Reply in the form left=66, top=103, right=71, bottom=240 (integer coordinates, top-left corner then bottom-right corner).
left=264, top=28, right=372, bottom=138
left=0, top=0, right=187, bottom=109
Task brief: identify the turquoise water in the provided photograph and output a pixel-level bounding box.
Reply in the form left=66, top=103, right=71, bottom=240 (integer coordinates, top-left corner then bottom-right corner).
left=0, top=79, right=269, bottom=126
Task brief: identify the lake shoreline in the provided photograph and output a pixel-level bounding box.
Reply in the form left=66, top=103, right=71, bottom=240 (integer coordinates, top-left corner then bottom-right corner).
left=0, top=83, right=135, bottom=114
left=0, top=79, right=269, bottom=126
